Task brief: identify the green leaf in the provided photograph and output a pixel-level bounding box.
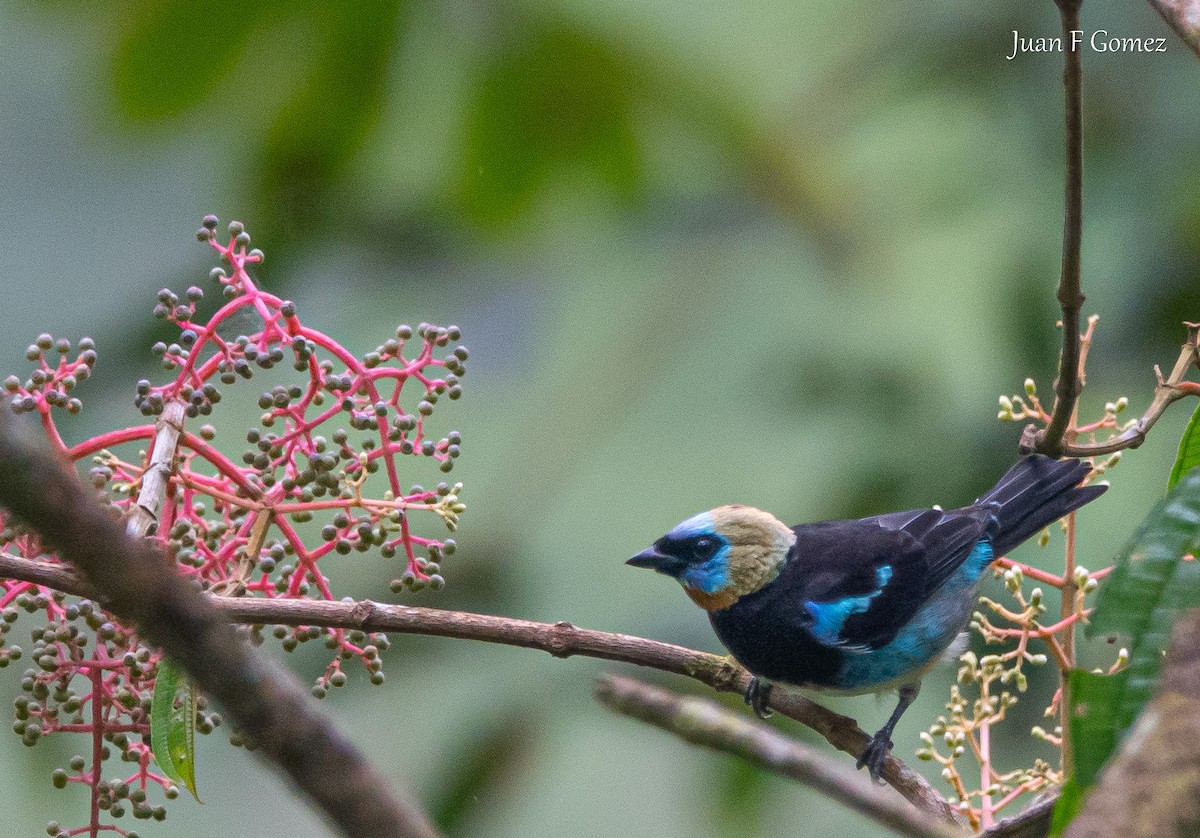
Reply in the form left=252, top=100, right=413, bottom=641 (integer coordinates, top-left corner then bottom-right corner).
left=151, top=656, right=201, bottom=802
left=1054, top=468, right=1200, bottom=832
left=1066, top=669, right=1127, bottom=786
left=1049, top=778, right=1085, bottom=836
left=1052, top=670, right=1128, bottom=833
left=1086, top=470, right=1200, bottom=716
left=111, top=0, right=283, bottom=121
left=712, top=757, right=770, bottom=836
left=258, top=3, right=405, bottom=228
left=458, top=20, right=643, bottom=227
left=1168, top=401, right=1200, bottom=489
left=427, top=710, right=538, bottom=835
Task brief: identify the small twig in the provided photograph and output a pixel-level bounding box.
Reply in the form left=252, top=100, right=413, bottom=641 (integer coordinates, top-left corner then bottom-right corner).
left=0, top=409, right=439, bottom=838
left=1060, top=332, right=1200, bottom=456
left=994, top=557, right=1067, bottom=589
left=212, top=509, right=272, bottom=597
left=125, top=398, right=186, bottom=539
left=1036, top=0, right=1086, bottom=457
left=1022, top=327, right=1200, bottom=457
left=596, top=674, right=965, bottom=838
left=1059, top=511, right=1077, bottom=778
left=0, top=549, right=961, bottom=825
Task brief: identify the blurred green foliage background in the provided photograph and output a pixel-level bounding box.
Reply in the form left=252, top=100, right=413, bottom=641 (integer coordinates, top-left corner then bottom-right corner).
left=1, top=1, right=1198, bottom=835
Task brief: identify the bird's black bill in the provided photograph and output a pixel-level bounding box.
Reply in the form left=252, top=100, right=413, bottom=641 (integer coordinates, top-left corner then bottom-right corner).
left=626, top=547, right=668, bottom=571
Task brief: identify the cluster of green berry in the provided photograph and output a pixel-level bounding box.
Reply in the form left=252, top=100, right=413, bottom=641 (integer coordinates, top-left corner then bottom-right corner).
left=0, top=217, right=469, bottom=836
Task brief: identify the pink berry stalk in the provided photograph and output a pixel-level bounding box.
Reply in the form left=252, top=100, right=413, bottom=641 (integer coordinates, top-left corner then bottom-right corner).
left=0, top=216, right=467, bottom=837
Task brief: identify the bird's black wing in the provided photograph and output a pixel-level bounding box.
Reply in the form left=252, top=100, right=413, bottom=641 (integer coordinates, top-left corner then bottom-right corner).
left=866, top=505, right=998, bottom=596
left=781, top=456, right=1103, bottom=654
left=787, top=507, right=995, bottom=651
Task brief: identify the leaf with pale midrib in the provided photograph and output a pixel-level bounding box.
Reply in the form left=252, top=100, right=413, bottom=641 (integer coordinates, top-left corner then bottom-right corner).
left=150, top=656, right=201, bottom=802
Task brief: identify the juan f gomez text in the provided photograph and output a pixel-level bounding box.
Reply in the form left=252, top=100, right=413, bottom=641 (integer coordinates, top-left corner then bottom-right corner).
left=1007, top=29, right=1167, bottom=60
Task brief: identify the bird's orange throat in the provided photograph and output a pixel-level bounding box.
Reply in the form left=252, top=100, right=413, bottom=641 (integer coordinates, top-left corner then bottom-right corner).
left=684, top=585, right=739, bottom=612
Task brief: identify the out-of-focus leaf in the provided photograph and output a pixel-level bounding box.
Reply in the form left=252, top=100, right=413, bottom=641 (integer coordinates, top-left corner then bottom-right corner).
left=258, top=3, right=405, bottom=234
left=1086, top=469, right=1200, bottom=722
left=1085, top=467, right=1200, bottom=727
left=712, top=757, right=770, bottom=836
left=111, top=0, right=287, bottom=120
left=112, top=1, right=405, bottom=242
left=429, top=710, right=538, bottom=835
left=1146, top=0, right=1200, bottom=59
left=458, top=21, right=643, bottom=227
left=1066, top=669, right=1127, bottom=787
left=150, top=656, right=201, bottom=802
left=1168, top=401, right=1200, bottom=489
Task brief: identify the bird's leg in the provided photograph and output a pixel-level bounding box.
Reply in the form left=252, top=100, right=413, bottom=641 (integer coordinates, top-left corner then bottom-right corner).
left=857, top=682, right=920, bottom=782
left=743, top=676, right=774, bottom=719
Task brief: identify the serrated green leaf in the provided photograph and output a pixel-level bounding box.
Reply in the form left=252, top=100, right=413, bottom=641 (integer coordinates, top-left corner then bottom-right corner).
left=1053, top=468, right=1200, bottom=832
left=151, top=656, right=201, bottom=802
left=1051, top=671, right=1125, bottom=833
left=1088, top=467, right=1200, bottom=642
left=1168, top=401, right=1200, bottom=489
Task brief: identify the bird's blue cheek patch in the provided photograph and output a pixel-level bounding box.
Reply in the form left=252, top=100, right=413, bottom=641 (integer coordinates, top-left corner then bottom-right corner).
left=804, top=565, right=893, bottom=646
left=681, top=545, right=732, bottom=594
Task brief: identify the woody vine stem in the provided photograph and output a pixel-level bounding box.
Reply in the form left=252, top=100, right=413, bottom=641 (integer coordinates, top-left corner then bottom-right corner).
left=1033, top=0, right=1085, bottom=461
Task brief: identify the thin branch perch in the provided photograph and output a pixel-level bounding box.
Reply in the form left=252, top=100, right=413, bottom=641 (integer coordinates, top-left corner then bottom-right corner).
left=596, top=674, right=964, bottom=838
left=0, top=548, right=961, bottom=825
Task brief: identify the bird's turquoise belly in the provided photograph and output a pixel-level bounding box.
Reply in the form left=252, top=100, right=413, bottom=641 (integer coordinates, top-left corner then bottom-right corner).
left=833, top=560, right=981, bottom=691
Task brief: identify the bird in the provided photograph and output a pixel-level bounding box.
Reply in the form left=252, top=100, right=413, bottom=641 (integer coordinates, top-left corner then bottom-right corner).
left=626, top=454, right=1105, bottom=780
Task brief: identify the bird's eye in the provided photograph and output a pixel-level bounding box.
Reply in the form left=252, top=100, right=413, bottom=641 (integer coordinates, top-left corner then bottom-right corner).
left=693, top=537, right=718, bottom=561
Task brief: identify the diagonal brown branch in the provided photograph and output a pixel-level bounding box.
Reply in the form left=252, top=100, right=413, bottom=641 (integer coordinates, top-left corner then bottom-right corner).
left=1146, top=0, right=1200, bottom=58
left=982, top=795, right=1057, bottom=838
left=0, top=548, right=961, bottom=825
left=0, top=408, right=439, bottom=838
left=596, top=674, right=965, bottom=838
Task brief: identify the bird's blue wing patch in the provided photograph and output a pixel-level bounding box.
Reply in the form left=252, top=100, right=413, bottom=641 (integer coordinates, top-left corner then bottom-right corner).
left=803, top=565, right=893, bottom=649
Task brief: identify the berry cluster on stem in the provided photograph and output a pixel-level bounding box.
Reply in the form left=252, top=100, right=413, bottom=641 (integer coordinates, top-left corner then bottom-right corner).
left=0, top=217, right=467, bottom=837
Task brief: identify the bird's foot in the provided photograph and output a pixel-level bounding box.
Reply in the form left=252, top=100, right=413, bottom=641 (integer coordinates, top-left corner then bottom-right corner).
left=743, top=676, right=773, bottom=719
left=856, top=730, right=893, bottom=783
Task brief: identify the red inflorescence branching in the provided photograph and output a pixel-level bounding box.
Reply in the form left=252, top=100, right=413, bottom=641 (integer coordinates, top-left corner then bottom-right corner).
left=0, top=216, right=468, bottom=837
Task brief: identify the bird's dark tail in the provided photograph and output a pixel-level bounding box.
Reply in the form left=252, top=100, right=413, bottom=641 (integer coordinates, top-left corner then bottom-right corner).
left=978, top=455, right=1106, bottom=556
